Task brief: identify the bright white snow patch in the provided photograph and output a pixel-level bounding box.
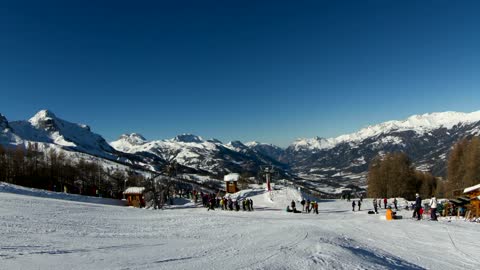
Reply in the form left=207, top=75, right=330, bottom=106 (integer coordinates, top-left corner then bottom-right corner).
left=224, top=173, right=240, bottom=182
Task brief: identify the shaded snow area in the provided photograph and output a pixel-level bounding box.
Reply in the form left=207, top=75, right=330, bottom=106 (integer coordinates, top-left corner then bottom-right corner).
left=0, top=182, right=124, bottom=206
left=1, top=185, right=480, bottom=269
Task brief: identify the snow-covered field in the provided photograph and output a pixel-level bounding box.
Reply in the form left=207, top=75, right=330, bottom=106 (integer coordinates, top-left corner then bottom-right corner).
left=1, top=183, right=479, bottom=270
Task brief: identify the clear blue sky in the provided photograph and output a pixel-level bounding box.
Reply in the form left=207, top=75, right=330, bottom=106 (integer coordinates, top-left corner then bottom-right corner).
left=1, top=0, right=480, bottom=147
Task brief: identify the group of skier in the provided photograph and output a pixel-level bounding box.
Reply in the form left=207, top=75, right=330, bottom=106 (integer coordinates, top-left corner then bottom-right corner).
left=205, top=195, right=254, bottom=212
left=287, top=199, right=319, bottom=214
left=413, top=193, right=438, bottom=221
left=347, top=193, right=440, bottom=221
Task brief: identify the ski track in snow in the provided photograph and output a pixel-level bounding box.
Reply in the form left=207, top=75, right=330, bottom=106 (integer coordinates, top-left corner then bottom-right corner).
left=1, top=184, right=479, bottom=270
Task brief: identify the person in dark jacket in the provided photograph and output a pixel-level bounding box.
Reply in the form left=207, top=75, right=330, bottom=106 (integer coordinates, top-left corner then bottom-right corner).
left=373, top=199, right=378, bottom=214
left=352, top=200, right=356, bottom=211
left=301, top=199, right=306, bottom=212
left=291, top=200, right=296, bottom=212
left=414, top=193, right=422, bottom=220
left=358, top=200, right=361, bottom=211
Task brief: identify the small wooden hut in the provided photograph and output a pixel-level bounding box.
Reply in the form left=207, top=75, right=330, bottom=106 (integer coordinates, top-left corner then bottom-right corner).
left=224, top=173, right=239, bottom=193
left=123, top=187, right=146, bottom=208
left=463, top=183, right=480, bottom=219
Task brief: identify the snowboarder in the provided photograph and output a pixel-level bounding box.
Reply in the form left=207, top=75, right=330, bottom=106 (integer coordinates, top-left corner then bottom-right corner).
left=373, top=198, right=378, bottom=214
left=383, top=198, right=387, bottom=209
left=291, top=200, right=296, bottom=212
left=301, top=199, right=306, bottom=212
left=306, top=199, right=311, bottom=213
left=358, top=200, right=361, bottom=211
left=414, top=193, right=422, bottom=220
left=249, top=198, right=254, bottom=211
left=352, top=200, right=356, bottom=211
left=393, top=198, right=398, bottom=210
left=429, top=196, right=438, bottom=221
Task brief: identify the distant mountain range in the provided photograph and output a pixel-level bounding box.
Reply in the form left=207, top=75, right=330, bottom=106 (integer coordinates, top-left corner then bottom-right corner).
left=2, top=109, right=480, bottom=194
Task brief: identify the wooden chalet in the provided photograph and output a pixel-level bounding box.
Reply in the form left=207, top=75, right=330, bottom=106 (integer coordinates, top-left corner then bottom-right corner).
left=123, top=187, right=146, bottom=208
left=224, top=173, right=239, bottom=193
left=463, top=183, right=480, bottom=219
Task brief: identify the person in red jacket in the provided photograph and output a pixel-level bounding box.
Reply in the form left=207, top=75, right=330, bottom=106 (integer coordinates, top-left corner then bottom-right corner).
left=383, top=198, right=387, bottom=209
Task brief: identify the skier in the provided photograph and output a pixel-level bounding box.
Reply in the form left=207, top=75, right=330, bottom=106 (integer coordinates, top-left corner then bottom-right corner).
left=373, top=198, right=378, bottom=214
left=358, top=200, right=361, bottom=211
left=207, top=197, right=215, bottom=211
left=301, top=199, right=306, bottom=212
left=291, top=200, right=296, bottom=212
left=235, top=200, right=240, bottom=211
left=383, top=198, right=387, bottom=209
left=249, top=198, right=254, bottom=211
left=228, top=198, right=233, bottom=211
left=414, top=193, right=422, bottom=220
left=393, top=198, right=398, bottom=210
left=429, top=196, right=438, bottom=221
left=306, top=199, right=311, bottom=213
left=352, top=200, right=356, bottom=211
left=313, top=201, right=319, bottom=214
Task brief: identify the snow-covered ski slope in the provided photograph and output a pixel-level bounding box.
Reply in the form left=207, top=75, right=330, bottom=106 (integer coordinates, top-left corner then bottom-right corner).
left=1, top=184, right=479, bottom=270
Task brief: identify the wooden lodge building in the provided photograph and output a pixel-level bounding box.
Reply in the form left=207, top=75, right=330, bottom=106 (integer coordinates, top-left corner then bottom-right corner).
left=224, top=173, right=239, bottom=193
left=123, top=187, right=146, bottom=208
left=464, top=183, right=480, bottom=219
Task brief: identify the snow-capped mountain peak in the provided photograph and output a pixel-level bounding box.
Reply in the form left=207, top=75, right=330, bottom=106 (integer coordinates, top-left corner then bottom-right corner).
left=171, top=134, right=204, bottom=143
left=225, top=140, right=248, bottom=152
left=292, top=136, right=334, bottom=151
left=121, top=133, right=147, bottom=145
left=0, top=113, right=9, bottom=130
left=245, top=141, right=260, bottom=147
left=29, top=109, right=59, bottom=131
left=110, top=133, right=148, bottom=152
left=292, top=110, right=480, bottom=151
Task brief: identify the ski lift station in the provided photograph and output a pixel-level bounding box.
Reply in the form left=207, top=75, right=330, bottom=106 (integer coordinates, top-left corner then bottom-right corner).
left=224, top=173, right=239, bottom=193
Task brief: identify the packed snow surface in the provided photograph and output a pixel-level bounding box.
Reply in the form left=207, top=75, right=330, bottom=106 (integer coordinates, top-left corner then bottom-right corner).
left=1, top=183, right=479, bottom=270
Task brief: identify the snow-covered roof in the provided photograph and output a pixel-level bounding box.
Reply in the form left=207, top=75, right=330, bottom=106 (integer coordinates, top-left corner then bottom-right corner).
left=123, top=187, right=145, bottom=195
left=224, top=173, right=240, bottom=182
left=463, top=184, right=480, bottom=194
